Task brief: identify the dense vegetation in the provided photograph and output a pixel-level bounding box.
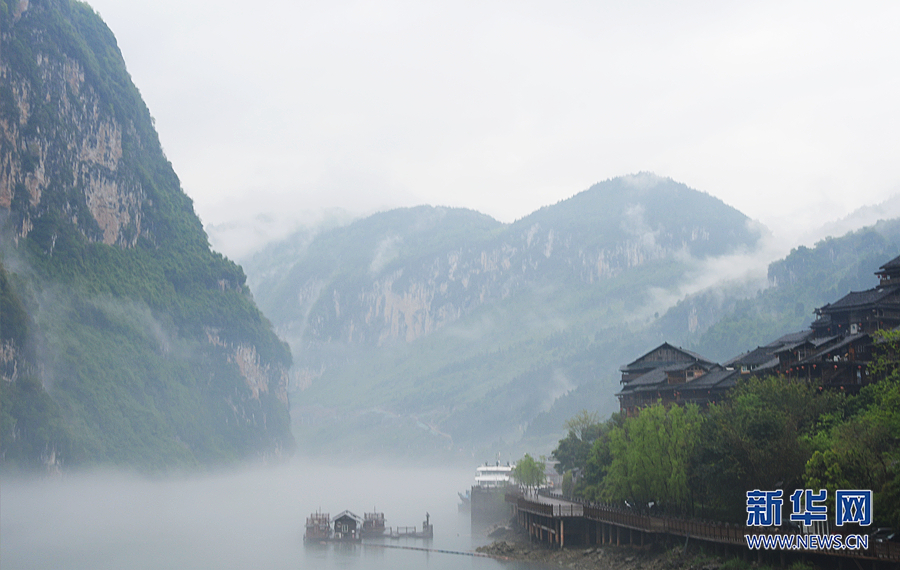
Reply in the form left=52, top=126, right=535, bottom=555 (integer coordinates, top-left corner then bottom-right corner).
left=552, top=333, right=900, bottom=529
left=511, top=453, right=547, bottom=494
left=1, top=0, right=292, bottom=470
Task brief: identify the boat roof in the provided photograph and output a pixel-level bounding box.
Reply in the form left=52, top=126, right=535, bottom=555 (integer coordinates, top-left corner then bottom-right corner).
left=334, top=511, right=363, bottom=523
left=476, top=463, right=513, bottom=471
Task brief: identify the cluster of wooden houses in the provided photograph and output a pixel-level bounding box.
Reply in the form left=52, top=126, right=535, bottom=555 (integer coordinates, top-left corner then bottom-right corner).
left=617, top=254, right=900, bottom=415
left=304, top=511, right=433, bottom=542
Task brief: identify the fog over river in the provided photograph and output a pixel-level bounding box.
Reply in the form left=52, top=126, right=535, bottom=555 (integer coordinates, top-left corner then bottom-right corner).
left=1, top=461, right=556, bottom=570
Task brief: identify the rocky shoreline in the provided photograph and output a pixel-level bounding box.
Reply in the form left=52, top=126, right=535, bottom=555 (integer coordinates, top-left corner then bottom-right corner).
left=476, top=525, right=733, bottom=570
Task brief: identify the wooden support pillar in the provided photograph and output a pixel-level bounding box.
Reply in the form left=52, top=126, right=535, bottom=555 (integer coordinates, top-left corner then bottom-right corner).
left=560, top=519, right=565, bottom=548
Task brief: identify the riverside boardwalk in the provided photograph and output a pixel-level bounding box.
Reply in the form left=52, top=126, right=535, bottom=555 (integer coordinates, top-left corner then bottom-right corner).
left=506, top=490, right=900, bottom=569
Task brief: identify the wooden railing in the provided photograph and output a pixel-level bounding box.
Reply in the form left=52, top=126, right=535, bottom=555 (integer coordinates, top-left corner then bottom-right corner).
left=508, top=492, right=900, bottom=561
left=874, top=541, right=900, bottom=562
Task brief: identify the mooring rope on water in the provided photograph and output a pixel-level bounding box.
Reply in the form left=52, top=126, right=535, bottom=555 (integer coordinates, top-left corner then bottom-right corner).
left=361, top=542, right=510, bottom=560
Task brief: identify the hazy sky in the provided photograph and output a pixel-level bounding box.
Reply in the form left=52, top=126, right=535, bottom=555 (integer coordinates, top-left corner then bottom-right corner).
left=87, top=0, right=900, bottom=259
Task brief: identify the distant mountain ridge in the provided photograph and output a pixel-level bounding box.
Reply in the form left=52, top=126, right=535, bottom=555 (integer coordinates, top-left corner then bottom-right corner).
left=245, top=174, right=764, bottom=457
left=250, top=174, right=760, bottom=347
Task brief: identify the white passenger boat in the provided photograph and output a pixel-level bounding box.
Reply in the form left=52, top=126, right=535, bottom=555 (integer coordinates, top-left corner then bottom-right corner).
left=474, top=462, right=515, bottom=489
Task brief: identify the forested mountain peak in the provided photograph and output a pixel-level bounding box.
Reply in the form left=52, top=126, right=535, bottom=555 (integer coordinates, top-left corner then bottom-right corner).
left=515, top=173, right=761, bottom=258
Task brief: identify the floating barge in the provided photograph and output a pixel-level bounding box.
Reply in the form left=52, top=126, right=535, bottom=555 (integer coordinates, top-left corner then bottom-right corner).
left=303, top=510, right=362, bottom=542
left=304, top=512, right=331, bottom=542
left=305, top=510, right=432, bottom=542
left=361, top=511, right=386, bottom=538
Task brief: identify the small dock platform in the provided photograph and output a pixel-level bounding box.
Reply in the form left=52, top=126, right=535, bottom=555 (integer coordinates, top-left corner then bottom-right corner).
left=376, top=514, right=434, bottom=539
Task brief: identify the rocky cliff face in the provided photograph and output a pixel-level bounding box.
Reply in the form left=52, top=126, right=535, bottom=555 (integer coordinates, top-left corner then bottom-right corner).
left=1, top=5, right=144, bottom=247
left=265, top=177, right=760, bottom=349
left=317, top=227, right=676, bottom=345
left=0, top=0, right=293, bottom=469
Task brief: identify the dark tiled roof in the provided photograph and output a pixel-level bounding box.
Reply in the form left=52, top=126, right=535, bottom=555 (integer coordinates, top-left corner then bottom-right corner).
left=799, top=333, right=870, bottom=364
left=820, top=285, right=900, bottom=312
left=619, top=368, right=669, bottom=390
left=775, top=335, right=837, bottom=355
left=618, top=367, right=739, bottom=398
left=880, top=254, right=900, bottom=272
left=620, top=342, right=714, bottom=372
left=622, top=361, right=718, bottom=386
left=724, top=330, right=821, bottom=369
left=726, top=347, right=779, bottom=368
left=764, top=330, right=814, bottom=348
left=682, top=369, right=740, bottom=389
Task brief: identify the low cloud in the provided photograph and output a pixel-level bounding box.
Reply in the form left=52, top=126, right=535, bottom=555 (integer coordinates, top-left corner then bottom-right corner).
left=369, top=235, right=402, bottom=274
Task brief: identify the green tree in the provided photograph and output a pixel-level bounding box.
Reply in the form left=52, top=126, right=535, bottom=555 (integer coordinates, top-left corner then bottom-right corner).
left=870, top=329, right=900, bottom=381
left=562, top=470, right=575, bottom=497
left=564, top=409, right=600, bottom=440
left=570, top=412, right=625, bottom=501
left=699, top=376, right=843, bottom=522
left=602, top=402, right=702, bottom=513
left=552, top=409, right=616, bottom=475
left=512, top=453, right=546, bottom=495
left=804, top=366, right=900, bottom=528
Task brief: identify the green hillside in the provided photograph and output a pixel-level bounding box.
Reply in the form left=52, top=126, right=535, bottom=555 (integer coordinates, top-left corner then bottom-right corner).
left=0, top=0, right=292, bottom=470
left=691, top=219, right=900, bottom=362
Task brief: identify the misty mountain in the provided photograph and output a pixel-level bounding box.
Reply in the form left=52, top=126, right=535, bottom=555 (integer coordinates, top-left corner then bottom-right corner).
left=688, top=218, right=900, bottom=361
left=246, top=174, right=764, bottom=458
left=1, top=0, right=292, bottom=469
left=522, top=217, right=900, bottom=441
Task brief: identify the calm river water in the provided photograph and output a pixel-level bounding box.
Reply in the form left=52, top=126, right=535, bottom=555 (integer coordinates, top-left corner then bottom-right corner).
left=1, top=460, right=554, bottom=570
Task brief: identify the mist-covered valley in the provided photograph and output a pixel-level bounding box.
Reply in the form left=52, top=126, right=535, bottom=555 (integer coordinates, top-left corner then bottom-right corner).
left=1, top=461, right=547, bottom=570
left=238, top=188, right=900, bottom=461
